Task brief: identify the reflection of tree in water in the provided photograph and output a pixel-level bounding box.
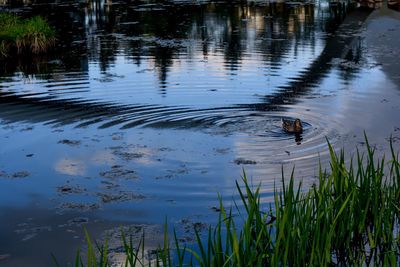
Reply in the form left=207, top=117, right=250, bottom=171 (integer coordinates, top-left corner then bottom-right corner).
left=317, top=2, right=366, bottom=83
left=0, top=0, right=88, bottom=76
left=101, top=1, right=361, bottom=86
left=0, top=1, right=375, bottom=128
left=0, top=0, right=364, bottom=88
left=319, top=2, right=350, bottom=32
left=152, top=46, right=174, bottom=93
left=388, top=0, right=400, bottom=11
left=337, top=36, right=364, bottom=83
left=257, top=3, right=317, bottom=69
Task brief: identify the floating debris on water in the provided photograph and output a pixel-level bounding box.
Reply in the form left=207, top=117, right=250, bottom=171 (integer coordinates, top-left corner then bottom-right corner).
left=67, top=217, right=89, bottom=226
left=56, top=184, right=87, bottom=195
left=234, top=158, right=257, bottom=165
left=56, top=202, right=100, bottom=214
left=0, top=170, right=30, bottom=178
left=58, top=139, right=81, bottom=146
left=99, top=165, right=138, bottom=180
left=102, top=224, right=161, bottom=266
left=11, top=171, right=30, bottom=178
left=178, top=217, right=209, bottom=243
left=15, top=225, right=52, bottom=242
left=97, top=191, right=145, bottom=203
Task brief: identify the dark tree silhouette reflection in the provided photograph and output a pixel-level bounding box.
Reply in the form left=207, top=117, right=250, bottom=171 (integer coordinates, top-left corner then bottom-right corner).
left=0, top=0, right=374, bottom=128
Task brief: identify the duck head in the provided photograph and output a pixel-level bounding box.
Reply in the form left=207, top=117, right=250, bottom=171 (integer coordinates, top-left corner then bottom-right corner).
left=294, top=119, right=303, bottom=132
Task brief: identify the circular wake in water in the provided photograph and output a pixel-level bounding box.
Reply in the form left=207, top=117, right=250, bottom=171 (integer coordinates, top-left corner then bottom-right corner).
left=0, top=90, right=341, bottom=166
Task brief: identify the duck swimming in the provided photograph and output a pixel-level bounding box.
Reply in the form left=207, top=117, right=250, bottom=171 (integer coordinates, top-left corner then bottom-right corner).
left=282, top=118, right=303, bottom=134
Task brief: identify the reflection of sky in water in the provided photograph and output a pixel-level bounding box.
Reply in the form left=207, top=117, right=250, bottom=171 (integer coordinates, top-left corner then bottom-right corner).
left=54, top=158, right=87, bottom=176
left=1, top=1, right=400, bottom=266
left=0, top=2, right=329, bottom=109
left=2, top=39, right=325, bottom=108
left=1, top=57, right=397, bottom=208
left=83, top=39, right=323, bottom=107
left=0, top=1, right=398, bottom=211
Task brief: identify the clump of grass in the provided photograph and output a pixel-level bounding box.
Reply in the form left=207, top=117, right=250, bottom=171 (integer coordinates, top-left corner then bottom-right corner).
left=62, top=136, right=400, bottom=266
left=0, top=13, right=55, bottom=56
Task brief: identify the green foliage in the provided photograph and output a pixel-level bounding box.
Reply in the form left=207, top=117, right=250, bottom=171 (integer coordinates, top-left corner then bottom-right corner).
left=0, top=12, right=55, bottom=56
left=62, top=136, right=400, bottom=266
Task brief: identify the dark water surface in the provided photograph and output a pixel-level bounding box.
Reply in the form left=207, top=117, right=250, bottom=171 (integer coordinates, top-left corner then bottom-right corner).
left=0, top=0, right=400, bottom=265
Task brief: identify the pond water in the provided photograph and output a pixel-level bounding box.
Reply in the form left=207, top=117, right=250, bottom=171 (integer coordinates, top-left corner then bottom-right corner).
left=0, top=0, right=400, bottom=265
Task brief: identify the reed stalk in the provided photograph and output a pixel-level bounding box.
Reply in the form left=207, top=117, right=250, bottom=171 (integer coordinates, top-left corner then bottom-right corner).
left=0, top=13, right=55, bottom=56
left=59, top=137, right=400, bottom=266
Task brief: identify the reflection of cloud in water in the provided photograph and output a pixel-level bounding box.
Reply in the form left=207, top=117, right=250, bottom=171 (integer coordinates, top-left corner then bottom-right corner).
left=103, top=224, right=162, bottom=266
left=54, top=158, right=86, bottom=176
left=129, top=147, right=156, bottom=165
left=90, top=150, right=116, bottom=166
left=123, top=138, right=159, bottom=166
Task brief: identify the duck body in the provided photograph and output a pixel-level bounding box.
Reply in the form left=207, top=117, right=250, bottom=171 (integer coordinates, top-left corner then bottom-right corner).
left=282, top=118, right=303, bottom=134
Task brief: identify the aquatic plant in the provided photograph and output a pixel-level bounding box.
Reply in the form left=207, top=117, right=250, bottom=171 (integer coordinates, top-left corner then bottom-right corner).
left=0, top=13, right=55, bottom=56
left=60, top=136, right=400, bottom=266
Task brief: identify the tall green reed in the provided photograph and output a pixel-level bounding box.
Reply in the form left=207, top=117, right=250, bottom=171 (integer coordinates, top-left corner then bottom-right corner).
left=0, top=12, right=55, bottom=56
left=60, top=137, right=400, bottom=266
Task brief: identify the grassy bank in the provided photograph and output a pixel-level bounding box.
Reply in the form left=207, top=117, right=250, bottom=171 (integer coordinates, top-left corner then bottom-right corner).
left=0, top=13, right=55, bottom=56
left=60, top=138, right=400, bottom=266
